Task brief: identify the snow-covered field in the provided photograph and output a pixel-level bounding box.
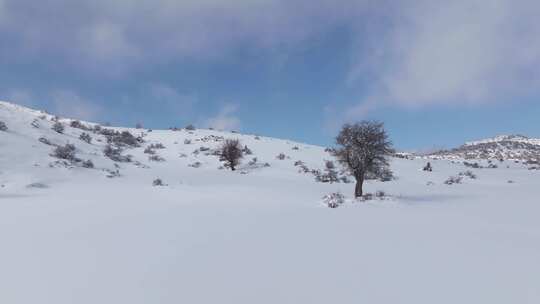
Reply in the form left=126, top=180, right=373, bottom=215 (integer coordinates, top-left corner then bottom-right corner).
left=1, top=101, right=539, bottom=303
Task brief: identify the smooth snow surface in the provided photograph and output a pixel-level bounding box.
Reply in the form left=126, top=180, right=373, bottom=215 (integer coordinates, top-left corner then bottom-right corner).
left=1, top=101, right=539, bottom=303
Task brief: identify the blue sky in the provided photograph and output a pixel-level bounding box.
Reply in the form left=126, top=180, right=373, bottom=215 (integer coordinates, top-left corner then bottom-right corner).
left=1, top=0, right=539, bottom=150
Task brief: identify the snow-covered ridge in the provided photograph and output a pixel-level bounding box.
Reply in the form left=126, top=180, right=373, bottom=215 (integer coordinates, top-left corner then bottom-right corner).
left=2, top=101, right=540, bottom=304
left=424, top=134, right=540, bottom=162
left=465, top=134, right=540, bottom=146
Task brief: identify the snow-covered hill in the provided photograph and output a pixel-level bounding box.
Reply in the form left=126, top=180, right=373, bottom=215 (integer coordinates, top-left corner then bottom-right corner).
left=424, top=134, right=540, bottom=164
left=1, top=101, right=539, bottom=304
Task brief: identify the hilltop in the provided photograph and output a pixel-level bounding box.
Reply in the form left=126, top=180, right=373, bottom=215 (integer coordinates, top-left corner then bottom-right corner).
left=1, top=101, right=539, bottom=304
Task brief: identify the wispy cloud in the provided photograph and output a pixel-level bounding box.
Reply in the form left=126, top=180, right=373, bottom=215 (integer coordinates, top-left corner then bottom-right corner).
left=50, top=90, right=102, bottom=121
left=202, top=103, right=241, bottom=131
left=350, top=0, right=540, bottom=107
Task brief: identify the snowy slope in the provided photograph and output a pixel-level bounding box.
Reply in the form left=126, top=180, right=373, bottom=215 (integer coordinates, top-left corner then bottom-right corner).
left=425, top=134, right=540, bottom=163
left=1, top=101, right=540, bottom=304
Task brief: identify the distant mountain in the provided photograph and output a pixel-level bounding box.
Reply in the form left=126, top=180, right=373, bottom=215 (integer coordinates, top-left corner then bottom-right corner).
left=425, top=135, right=540, bottom=163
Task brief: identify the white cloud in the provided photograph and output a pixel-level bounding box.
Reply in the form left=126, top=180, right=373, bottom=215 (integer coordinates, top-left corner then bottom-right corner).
left=147, top=83, right=197, bottom=118
left=50, top=90, right=102, bottom=121
left=203, top=103, right=241, bottom=131
left=3, top=89, right=35, bottom=107
left=349, top=0, right=540, bottom=109
left=0, top=0, right=366, bottom=73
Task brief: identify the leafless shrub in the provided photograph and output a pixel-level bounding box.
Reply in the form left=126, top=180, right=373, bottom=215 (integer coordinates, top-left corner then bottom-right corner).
left=152, top=178, right=166, bottom=186
left=82, top=159, right=94, bottom=168
left=219, top=139, right=243, bottom=171
left=108, top=131, right=141, bottom=147
left=149, top=143, right=165, bottom=149
left=459, top=170, right=477, bottom=179
left=149, top=155, right=165, bottom=162
left=104, top=145, right=131, bottom=162
left=375, top=190, right=386, bottom=198
left=52, top=144, right=77, bottom=161
left=38, top=137, right=54, bottom=146
left=242, top=145, right=253, bottom=155
left=322, top=192, right=345, bottom=208
left=0, top=121, right=7, bottom=131
left=70, top=120, right=91, bottom=130
left=144, top=147, right=156, bottom=154
left=189, top=161, right=202, bottom=168
left=315, top=160, right=339, bottom=183
left=444, top=176, right=463, bottom=185
left=52, top=122, right=64, bottom=133
left=463, top=161, right=482, bottom=169
left=79, top=132, right=92, bottom=144
left=276, top=153, right=286, bottom=160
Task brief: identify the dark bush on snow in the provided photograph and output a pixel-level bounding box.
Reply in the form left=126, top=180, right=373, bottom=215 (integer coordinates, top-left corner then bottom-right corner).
left=149, top=155, right=165, bottom=162
left=375, top=190, right=386, bottom=198
left=276, top=153, right=287, bottom=160
left=108, top=131, right=141, bottom=147
left=184, top=139, right=192, bottom=144
left=219, top=139, right=243, bottom=171
left=324, top=147, right=335, bottom=153
left=189, top=161, right=202, bottom=168
left=463, top=161, right=482, bottom=169
left=0, top=121, right=8, bottom=131
left=79, top=132, right=92, bottom=144
left=52, top=144, right=77, bottom=161
left=459, top=170, right=477, bottom=179
left=365, top=166, right=394, bottom=182
left=242, top=145, right=253, bottom=155
left=423, top=162, right=433, bottom=172
left=149, top=143, right=165, bottom=149
left=322, top=192, right=345, bottom=208
left=185, top=124, right=196, bottom=131
left=444, top=175, right=463, bottom=185
left=39, top=137, right=53, bottom=146
left=103, top=145, right=131, bottom=162
left=82, top=159, right=94, bottom=168
left=153, top=178, right=165, bottom=186
left=70, top=120, right=91, bottom=130
left=52, top=122, right=65, bottom=133
left=144, top=147, right=156, bottom=154
left=99, top=128, right=118, bottom=137
left=315, top=160, right=339, bottom=183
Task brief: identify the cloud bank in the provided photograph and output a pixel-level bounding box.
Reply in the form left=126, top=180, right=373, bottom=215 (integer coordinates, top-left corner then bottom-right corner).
left=1, top=0, right=539, bottom=127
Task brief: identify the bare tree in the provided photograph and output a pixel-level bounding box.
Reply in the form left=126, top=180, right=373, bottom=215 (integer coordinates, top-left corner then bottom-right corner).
left=219, top=139, right=243, bottom=171
left=334, top=121, right=394, bottom=198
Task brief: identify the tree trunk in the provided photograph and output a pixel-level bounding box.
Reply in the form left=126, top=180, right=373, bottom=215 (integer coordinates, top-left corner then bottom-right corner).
left=354, top=174, right=364, bottom=198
